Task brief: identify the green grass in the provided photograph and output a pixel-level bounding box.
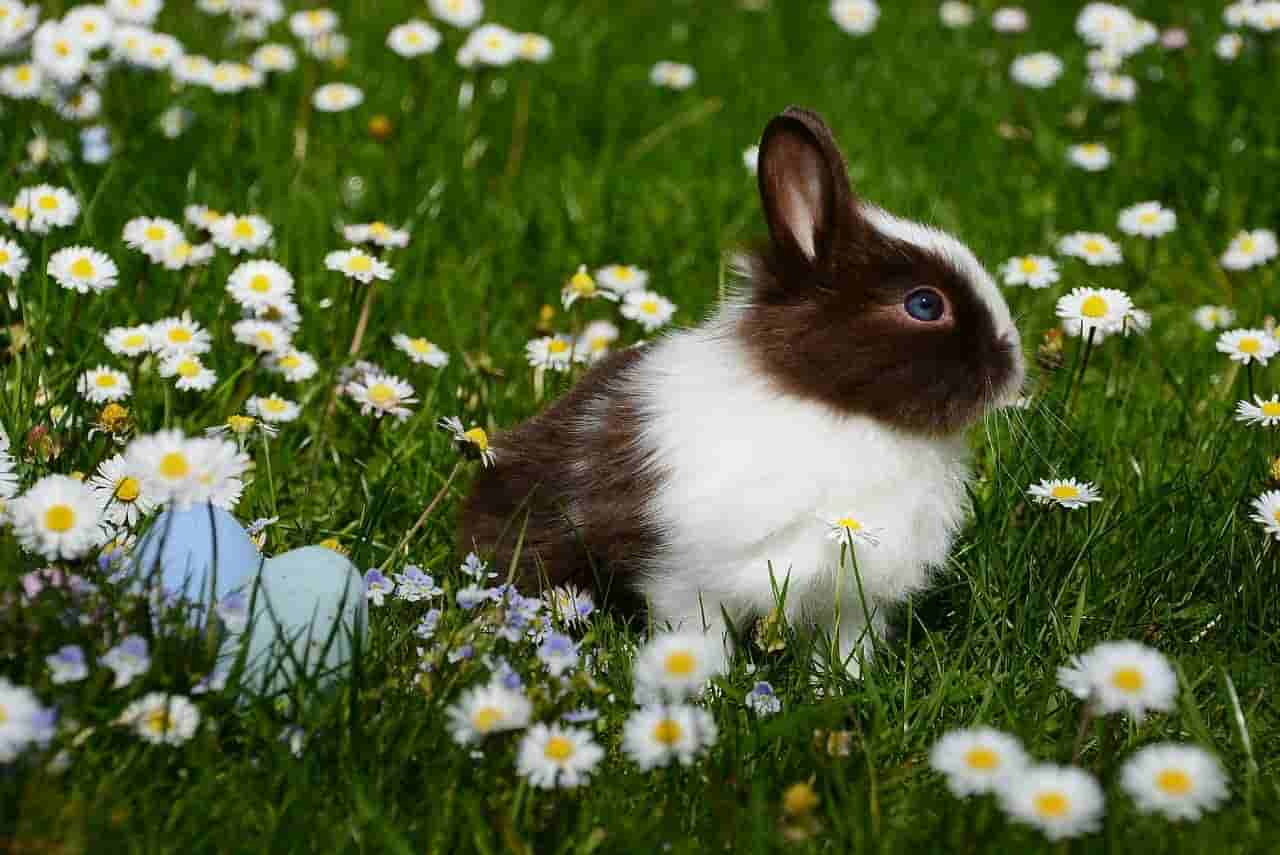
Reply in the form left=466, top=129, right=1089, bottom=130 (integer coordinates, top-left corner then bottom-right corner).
left=3, top=0, right=1280, bottom=851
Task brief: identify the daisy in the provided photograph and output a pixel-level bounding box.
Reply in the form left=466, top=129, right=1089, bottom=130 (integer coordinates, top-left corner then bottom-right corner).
left=1248, top=2, right=1280, bottom=30
left=107, top=0, right=163, bottom=25
left=991, top=6, right=1028, bottom=33
left=1090, top=70, right=1137, bottom=102
left=246, top=394, right=300, bottom=424
left=1193, top=305, right=1236, bottom=331
left=1057, top=640, right=1177, bottom=721
left=516, top=33, right=552, bottom=62
left=226, top=259, right=294, bottom=310
left=271, top=350, right=319, bottom=382
left=830, top=0, right=880, bottom=35
left=0, top=679, right=52, bottom=763
left=1249, top=489, right=1280, bottom=541
left=324, top=247, right=392, bottom=283
left=251, top=43, right=297, bottom=74
left=577, top=320, right=620, bottom=363
left=939, top=2, right=975, bottom=28
left=48, top=246, right=118, bottom=294
left=1000, top=765, right=1104, bottom=841
left=388, top=19, right=440, bottom=57
left=526, top=335, right=579, bottom=371
left=650, top=61, right=696, bottom=90
left=1217, top=328, right=1279, bottom=366
left=1221, top=229, right=1278, bottom=271
left=1027, top=478, right=1101, bottom=510
left=561, top=265, right=617, bottom=309
left=999, top=255, right=1058, bottom=289
left=1057, top=232, right=1122, bottom=266
left=439, top=416, right=496, bottom=466
left=343, top=221, right=409, bottom=248
left=211, top=213, right=272, bottom=255
left=1120, top=743, right=1229, bottom=822
left=0, top=236, right=29, bottom=282
left=313, top=82, right=363, bottom=112
left=824, top=512, right=882, bottom=546
left=348, top=372, right=416, bottom=421
left=149, top=312, right=211, bottom=356
left=9, top=185, right=80, bottom=233
left=633, top=631, right=724, bottom=702
left=1010, top=52, right=1064, bottom=88
left=232, top=319, right=292, bottom=355
left=743, top=144, right=760, bottom=174
left=0, top=62, right=43, bottom=99
left=622, top=703, right=718, bottom=770
left=462, top=23, right=519, bottom=66
left=124, top=429, right=217, bottom=509
left=184, top=205, right=223, bottom=233
left=133, top=31, right=182, bottom=71
left=1235, top=395, right=1280, bottom=427
left=123, top=216, right=182, bottom=260
left=517, top=723, right=604, bottom=789
left=89, top=453, right=155, bottom=527
left=429, top=0, right=483, bottom=29
left=47, top=645, right=88, bottom=685
left=393, top=333, right=449, bottom=367
left=930, top=727, right=1029, bottom=797
left=596, top=263, right=649, bottom=294
left=621, top=290, right=677, bottom=331
left=1216, top=33, right=1244, bottom=61
left=78, top=366, right=131, bottom=404
left=1118, top=201, right=1176, bottom=238
left=288, top=8, right=338, bottom=40
left=447, top=682, right=531, bottom=745
left=117, top=693, right=200, bottom=746
left=34, top=24, right=89, bottom=86
left=9, top=474, right=104, bottom=560
left=159, top=353, right=217, bottom=392
left=1056, top=287, right=1133, bottom=339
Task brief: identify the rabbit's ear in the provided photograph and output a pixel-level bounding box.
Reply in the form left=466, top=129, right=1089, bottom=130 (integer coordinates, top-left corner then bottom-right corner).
left=757, top=107, right=857, bottom=269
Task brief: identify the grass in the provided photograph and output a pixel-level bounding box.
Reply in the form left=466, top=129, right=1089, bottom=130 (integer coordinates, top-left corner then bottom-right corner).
left=3, top=0, right=1280, bottom=851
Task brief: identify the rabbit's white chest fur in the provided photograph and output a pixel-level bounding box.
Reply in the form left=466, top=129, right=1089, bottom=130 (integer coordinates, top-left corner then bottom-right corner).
left=630, top=309, right=971, bottom=640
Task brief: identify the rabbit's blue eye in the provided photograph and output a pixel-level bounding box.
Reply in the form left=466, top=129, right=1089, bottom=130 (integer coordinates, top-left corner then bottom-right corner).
left=904, top=288, right=945, bottom=322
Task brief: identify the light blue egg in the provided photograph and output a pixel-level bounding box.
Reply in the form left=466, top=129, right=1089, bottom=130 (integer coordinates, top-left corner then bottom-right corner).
left=238, top=546, right=366, bottom=695
left=133, top=506, right=263, bottom=604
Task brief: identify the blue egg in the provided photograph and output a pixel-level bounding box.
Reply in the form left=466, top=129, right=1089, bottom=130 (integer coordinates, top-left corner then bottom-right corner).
left=133, top=506, right=263, bottom=604
left=238, top=546, right=366, bottom=695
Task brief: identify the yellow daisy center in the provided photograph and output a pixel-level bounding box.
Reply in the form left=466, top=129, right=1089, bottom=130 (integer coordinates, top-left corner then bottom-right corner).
left=570, top=270, right=595, bottom=295
left=11, top=204, right=31, bottom=220
left=472, top=706, right=502, bottom=732
left=95, top=373, right=118, bottom=388
left=653, top=718, right=683, bottom=746
left=255, top=331, right=276, bottom=348
left=1083, top=239, right=1104, bottom=255
left=409, top=338, right=433, bottom=354
left=664, top=650, right=695, bottom=677
left=348, top=254, right=373, bottom=273
left=168, top=328, right=193, bottom=344
left=463, top=427, right=488, bottom=450
left=1156, top=768, right=1192, bottom=796
left=1241, top=237, right=1257, bottom=253
left=44, top=504, right=76, bottom=533
left=1239, top=337, right=1261, bottom=355
left=143, top=709, right=172, bottom=735
left=1050, top=484, right=1080, bottom=500
left=835, top=516, right=863, bottom=531
left=177, top=359, right=200, bottom=379
left=123, top=333, right=146, bottom=348
left=548, top=339, right=569, bottom=355
left=233, top=219, right=255, bottom=239
left=1139, top=211, right=1158, bottom=225
left=1034, top=791, right=1070, bottom=819
left=406, top=31, right=423, bottom=45
left=485, top=36, right=502, bottom=50
left=70, top=257, right=96, bottom=279
left=115, top=477, right=141, bottom=502
left=369, top=221, right=388, bottom=237
left=249, top=274, right=272, bottom=293
left=54, top=41, right=72, bottom=58
left=543, top=736, right=575, bottom=761
left=1019, top=258, right=1039, bottom=273
left=1262, top=402, right=1280, bottom=417
left=15, top=66, right=31, bottom=83
left=280, top=354, right=302, bottom=370
left=144, top=224, right=167, bottom=241
left=0, top=250, right=9, bottom=264
left=1080, top=295, right=1108, bottom=319
left=590, top=337, right=609, bottom=352
left=171, top=242, right=193, bottom=261
left=367, top=383, right=396, bottom=406
left=964, top=747, right=999, bottom=771
left=1110, top=666, right=1145, bottom=692
left=159, top=452, right=190, bottom=478
left=261, top=398, right=289, bottom=414
left=640, top=299, right=659, bottom=315
left=228, top=415, right=255, bottom=434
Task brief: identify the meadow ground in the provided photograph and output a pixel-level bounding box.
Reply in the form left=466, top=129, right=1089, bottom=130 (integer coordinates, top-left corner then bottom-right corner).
left=1, top=0, right=1279, bottom=852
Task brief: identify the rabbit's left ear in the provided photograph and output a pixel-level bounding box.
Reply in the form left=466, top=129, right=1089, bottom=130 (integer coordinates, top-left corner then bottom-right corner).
left=757, top=107, right=858, bottom=270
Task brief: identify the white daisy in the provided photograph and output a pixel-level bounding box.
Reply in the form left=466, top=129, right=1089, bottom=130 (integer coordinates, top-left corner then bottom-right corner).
left=0, top=63, right=43, bottom=99
left=621, top=290, right=677, bottom=331
left=1027, top=478, right=1102, bottom=510
left=576, top=320, right=620, bottom=363
left=9, top=474, right=104, bottom=560
left=393, top=333, right=449, bottom=367
left=126, top=430, right=247, bottom=509
left=0, top=679, right=52, bottom=763
left=439, top=416, right=496, bottom=466
left=939, top=2, right=975, bottom=28
left=991, top=6, right=1029, bottom=33
left=47, top=246, right=118, bottom=293
left=232, top=318, right=292, bottom=355
left=622, top=704, right=718, bottom=770
left=633, top=631, right=724, bottom=702
left=159, top=353, right=217, bottom=392
left=271, top=350, right=319, bottom=382
left=1192, top=305, right=1236, bottom=331
left=288, top=8, right=338, bottom=40
left=561, top=264, right=617, bottom=309
left=516, top=32, right=552, bottom=63
left=824, top=512, right=882, bottom=546
left=388, top=19, right=440, bottom=57
left=348, top=372, right=417, bottom=421
left=117, top=693, right=200, bottom=746
left=596, top=263, right=649, bottom=294
left=123, top=216, right=183, bottom=260
left=1216, top=32, right=1244, bottom=61
left=649, top=60, right=696, bottom=90
left=1010, top=52, right=1064, bottom=88
left=105, top=324, right=151, bottom=357
left=999, top=255, right=1058, bottom=289
left=831, top=0, right=880, bottom=35
left=78, top=366, right=131, bottom=404
left=930, top=727, right=1029, bottom=797
left=1216, top=328, right=1279, bottom=366
left=1057, top=640, right=1177, bottom=721
left=251, top=43, right=297, bottom=74
left=343, top=221, right=409, bottom=249
left=429, top=0, right=483, bottom=29
left=1235, top=395, right=1280, bottom=427
left=89, top=453, right=155, bottom=527
left=149, top=311, right=211, bottom=356
left=1057, top=232, right=1122, bottom=266
left=516, top=723, right=604, bottom=789
left=1055, top=287, right=1133, bottom=339
left=1089, top=70, right=1137, bottom=102
left=447, top=682, right=531, bottom=745
left=107, top=0, right=164, bottom=26
left=999, top=764, right=1104, bottom=841
left=525, top=335, right=580, bottom=371
left=210, top=213, right=273, bottom=255
left=324, top=247, right=393, bottom=283
left=1221, top=229, right=1278, bottom=271
left=8, top=185, right=80, bottom=233
left=0, top=236, right=29, bottom=282
left=246, top=394, right=300, bottom=424
left=743, top=144, right=760, bottom=175
left=34, top=23, right=89, bottom=87
left=65, top=6, right=115, bottom=51
left=1249, top=489, right=1280, bottom=541
left=313, top=82, right=363, bottom=112
left=226, top=259, right=294, bottom=310
left=1118, top=201, right=1176, bottom=238
left=1247, top=2, right=1280, bottom=30
left=461, top=23, right=519, bottom=66
left=184, top=204, right=224, bottom=232
left=1120, top=743, right=1229, bottom=822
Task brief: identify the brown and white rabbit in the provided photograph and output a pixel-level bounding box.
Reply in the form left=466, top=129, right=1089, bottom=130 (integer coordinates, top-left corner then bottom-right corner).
left=460, top=107, right=1024, bottom=673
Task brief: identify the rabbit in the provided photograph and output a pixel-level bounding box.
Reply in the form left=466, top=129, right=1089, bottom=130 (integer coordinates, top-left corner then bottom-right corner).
left=460, top=106, right=1025, bottom=674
